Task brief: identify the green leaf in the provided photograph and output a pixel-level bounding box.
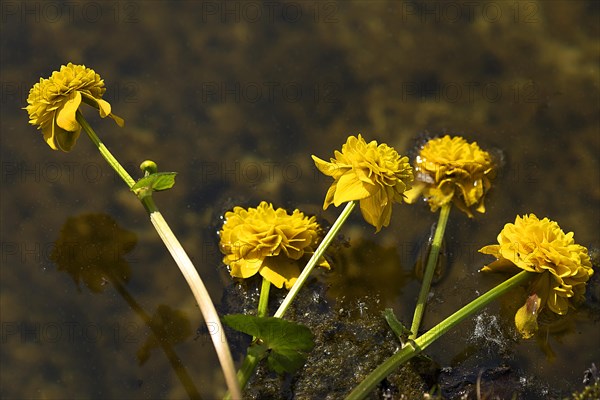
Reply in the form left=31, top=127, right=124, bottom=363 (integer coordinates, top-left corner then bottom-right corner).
left=382, top=308, right=412, bottom=346
left=222, top=314, right=314, bottom=374
left=131, top=172, right=177, bottom=194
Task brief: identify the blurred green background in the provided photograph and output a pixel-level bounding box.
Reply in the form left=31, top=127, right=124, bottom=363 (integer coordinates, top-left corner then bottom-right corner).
left=1, top=1, right=598, bottom=398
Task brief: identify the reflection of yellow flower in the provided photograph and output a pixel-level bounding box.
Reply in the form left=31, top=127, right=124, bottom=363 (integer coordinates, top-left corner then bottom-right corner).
left=138, top=305, right=192, bottom=365
left=25, top=63, right=124, bottom=152
left=405, top=135, right=494, bottom=216
left=480, top=214, right=594, bottom=319
left=219, top=201, right=328, bottom=289
left=312, top=134, right=413, bottom=232
left=51, top=213, right=137, bottom=293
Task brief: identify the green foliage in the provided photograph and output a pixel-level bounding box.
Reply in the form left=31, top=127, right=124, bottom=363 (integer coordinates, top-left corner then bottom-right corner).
left=131, top=172, right=177, bottom=195
left=382, top=308, right=412, bottom=346
left=223, top=314, right=315, bottom=374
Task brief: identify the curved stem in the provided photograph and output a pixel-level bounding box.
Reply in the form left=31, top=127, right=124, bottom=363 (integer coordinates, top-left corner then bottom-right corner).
left=149, top=211, right=241, bottom=399
left=77, top=111, right=242, bottom=399
left=409, top=202, right=451, bottom=340
left=274, top=200, right=357, bottom=318
left=346, top=270, right=533, bottom=400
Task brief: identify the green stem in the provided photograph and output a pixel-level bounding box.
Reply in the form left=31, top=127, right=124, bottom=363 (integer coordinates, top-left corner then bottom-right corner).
left=237, top=352, right=260, bottom=391
left=274, top=200, right=357, bottom=318
left=227, top=201, right=358, bottom=398
left=77, top=111, right=242, bottom=399
left=76, top=111, right=135, bottom=188
left=346, top=270, right=534, bottom=400
left=230, top=346, right=268, bottom=399
left=257, top=277, right=271, bottom=318
left=226, top=278, right=271, bottom=398
left=409, top=202, right=451, bottom=340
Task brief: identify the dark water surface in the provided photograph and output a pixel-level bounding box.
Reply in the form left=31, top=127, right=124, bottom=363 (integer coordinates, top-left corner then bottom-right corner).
left=1, top=1, right=599, bottom=399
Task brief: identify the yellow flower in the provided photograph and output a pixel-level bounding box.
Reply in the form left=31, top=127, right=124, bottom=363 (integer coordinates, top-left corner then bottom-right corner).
left=219, top=201, right=328, bottom=289
left=25, top=63, right=124, bottom=152
left=312, top=134, right=414, bottom=232
left=480, top=214, right=594, bottom=317
left=405, top=135, right=494, bottom=216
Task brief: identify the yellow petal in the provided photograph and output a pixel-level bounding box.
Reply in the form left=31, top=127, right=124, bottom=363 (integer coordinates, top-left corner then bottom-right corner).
left=109, top=113, right=125, bottom=127
left=403, top=182, right=425, bottom=204
left=317, top=257, right=331, bottom=270
left=478, top=244, right=500, bottom=256
left=479, top=258, right=518, bottom=273
left=56, top=91, right=82, bottom=132
left=230, top=258, right=262, bottom=279
left=42, top=113, right=59, bottom=150
left=354, top=165, right=375, bottom=185
left=359, top=191, right=390, bottom=232
left=323, top=183, right=337, bottom=210
left=95, top=98, right=112, bottom=118
left=428, top=184, right=454, bottom=210
left=475, top=199, right=486, bottom=213
left=312, top=155, right=337, bottom=177
left=260, top=256, right=300, bottom=289
left=333, top=172, right=373, bottom=206
left=52, top=112, right=81, bottom=152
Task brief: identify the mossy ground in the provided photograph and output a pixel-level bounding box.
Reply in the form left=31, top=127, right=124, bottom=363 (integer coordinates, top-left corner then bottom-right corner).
left=221, top=274, right=431, bottom=399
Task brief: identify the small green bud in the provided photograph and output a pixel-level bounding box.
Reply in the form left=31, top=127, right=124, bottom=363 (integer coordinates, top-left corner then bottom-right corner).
left=140, top=160, right=158, bottom=175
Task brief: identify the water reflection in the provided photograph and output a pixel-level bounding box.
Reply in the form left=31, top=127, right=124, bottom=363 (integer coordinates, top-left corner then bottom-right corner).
left=3, top=0, right=599, bottom=397
left=324, top=235, right=411, bottom=306
left=51, top=213, right=199, bottom=399
left=52, top=213, right=136, bottom=292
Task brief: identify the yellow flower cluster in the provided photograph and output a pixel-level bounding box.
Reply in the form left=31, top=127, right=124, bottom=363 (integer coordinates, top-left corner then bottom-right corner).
left=406, top=135, right=494, bottom=216
left=312, top=134, right=414, bottom=232
left=25, top=63, right=123, bottom=152
left=480, top=214, right=594, bottom=319
left=219, top=201, right=328, bottom=289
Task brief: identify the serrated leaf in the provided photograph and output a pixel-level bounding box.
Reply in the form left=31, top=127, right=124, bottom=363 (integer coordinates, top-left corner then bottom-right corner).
left=223, top=314, right=314, bottom=374
left=131, top=172, right=177, bottom=193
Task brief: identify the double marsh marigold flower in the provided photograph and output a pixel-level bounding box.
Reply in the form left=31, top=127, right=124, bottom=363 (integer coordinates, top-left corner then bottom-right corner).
left=25, top=63, right=123, bottom=152
left=312, top=134, right=414, bottom=232
left=219, top=201, right=328, bottom=289
left=405, top=135, right=495, bottom=216
left=480, top=214, right=594, bottom=337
